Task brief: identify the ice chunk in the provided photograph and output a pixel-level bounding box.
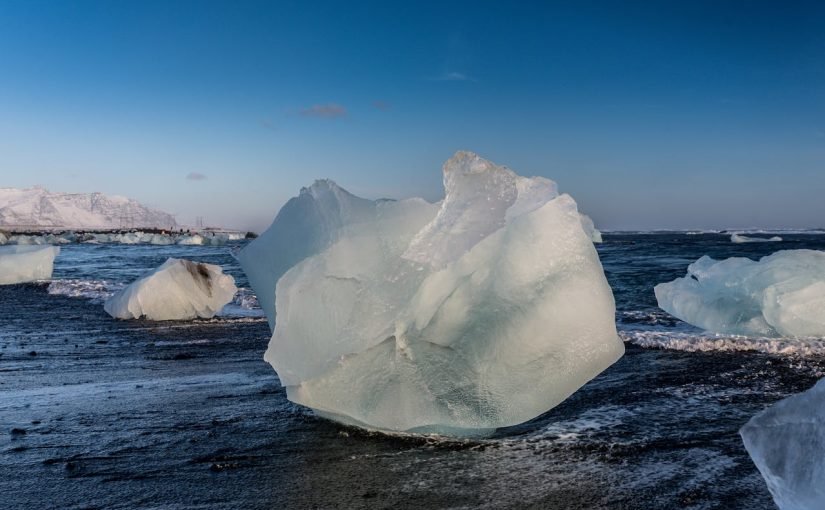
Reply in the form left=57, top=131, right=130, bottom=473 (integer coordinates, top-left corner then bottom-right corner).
left=741, top=378, right=825, bottom=510
left=240, top=151, right=623, bottom=436
left=731, top=233, right=782, bottom=243
left=0, top=245, right=60, bottom=285
left=104, top=258, right=237, bottom=320
left=148, top=233, right=175, bottom=245
left=236, top=178, right=378, bottom=329
left=177, top=234, right=205, bottom=245
left=0, top=232, right=7, bottom=245
left=579, top=214, right=603, bottom=243
left=655, top=250, right=825, bottom=337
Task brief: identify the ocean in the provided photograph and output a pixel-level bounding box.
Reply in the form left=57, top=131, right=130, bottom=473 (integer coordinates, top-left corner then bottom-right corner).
left=3, top=233, right=825, bottom=509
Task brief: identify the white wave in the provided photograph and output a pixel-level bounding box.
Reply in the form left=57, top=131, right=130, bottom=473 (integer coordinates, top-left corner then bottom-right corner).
left=47, top=279, right=123, bottom=302
left=621, top=330, right=825, bottom=356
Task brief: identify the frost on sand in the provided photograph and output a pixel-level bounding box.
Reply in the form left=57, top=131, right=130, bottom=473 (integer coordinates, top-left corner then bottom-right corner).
left=655, top=250, right=825, bottom=337
left=104, top=258, right=237, bottom=320
left=741, top=378, right=825, bottom=510
left=239, top=151, right=623, bottom=436
left=0, top=245, right=60, bottom=285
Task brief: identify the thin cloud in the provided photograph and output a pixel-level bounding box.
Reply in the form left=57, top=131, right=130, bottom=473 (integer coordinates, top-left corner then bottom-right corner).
left=260, top=118, right=277, bottom=131
left=300, top=103, right=347, bottom=118
left=186, top=172, right=207, bottom=181
left=430, top=71, right=476, bottom=82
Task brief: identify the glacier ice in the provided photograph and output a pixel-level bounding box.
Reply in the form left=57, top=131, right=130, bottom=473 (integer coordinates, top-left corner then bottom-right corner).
left=239, top=151, right=623, bottom=436
left=579, top=214, right=603, bottom=243
left=741, top=378, right=825, bottom=510
left=0, top=245, right=60, bottom=285
left=655, top=250, right=825, bottom=337
left=177, top=234, right=206, bottom=246
left=731, top=233, right=782, bottom=243
left=104, top=258, right=237, bottom=320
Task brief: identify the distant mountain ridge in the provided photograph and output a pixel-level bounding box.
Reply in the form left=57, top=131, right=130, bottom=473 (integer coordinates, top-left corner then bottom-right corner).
left=0, top=187, right=177, bottom=230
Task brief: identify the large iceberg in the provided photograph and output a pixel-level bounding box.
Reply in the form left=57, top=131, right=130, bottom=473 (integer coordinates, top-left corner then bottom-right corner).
left=0, top=245, right=60, bottom=285
left=104, top=258, right=237, bottom=320
left=741, top=379, right=825, bottom=510
left=655, top=250, right=825, bottom=337
left=239, top=151, right=623, bottom=436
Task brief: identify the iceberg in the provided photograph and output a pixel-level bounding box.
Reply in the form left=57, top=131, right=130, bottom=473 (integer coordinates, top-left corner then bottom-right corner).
left=731, top=233, right=782, bottom=243
left=741, top=378, right=825, bottom=510
left=655, top=250, right=825, bottom=337
left=177, top=234, right=206, bottom=246
left=0, top=232, right=7, bottom=245
left=0, top=245, right=60, bottom=285
left=579, top=214, right=603, bottom=243
left=104, top=258, right=237, bottom=320
left=239, top=151, right=623, bottom=436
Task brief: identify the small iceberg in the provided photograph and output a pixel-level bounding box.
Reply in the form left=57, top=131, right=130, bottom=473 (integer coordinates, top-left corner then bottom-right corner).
left=655, top=250, right=825, bottom=337
left=741, top=378, right=825, bottom=510
left=238, top=151, right=623, bottom=436
left=104, top=258, right=237, bottom=320
left=0, top=245, right=60, bottom=285
left=731, top=233, right=782, bottom=243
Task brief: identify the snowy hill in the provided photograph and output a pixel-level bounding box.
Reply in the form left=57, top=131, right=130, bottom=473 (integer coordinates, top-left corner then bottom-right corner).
left=0, top=187, right=177, bottom=230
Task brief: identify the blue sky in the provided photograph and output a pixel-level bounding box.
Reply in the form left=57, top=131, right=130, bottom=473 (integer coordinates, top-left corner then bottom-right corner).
left=1, top=0, right=823, bottom=232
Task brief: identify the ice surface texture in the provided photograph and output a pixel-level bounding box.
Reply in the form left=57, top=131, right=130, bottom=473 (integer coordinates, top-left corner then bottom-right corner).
left=0, top=245, right=60, bottom=284
left=240, top=151, right=623, bottom=436
left=741, top=378, right=825, bottom=510
left=104, top=258, right=237, bottom=320
left=655, top=250, right=825, bottom=337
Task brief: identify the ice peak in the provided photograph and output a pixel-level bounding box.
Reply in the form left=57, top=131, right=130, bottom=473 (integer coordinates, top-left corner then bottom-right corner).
left=405, top=152, right=559, bottom=268
left=444, top=151, right=514, bottom=177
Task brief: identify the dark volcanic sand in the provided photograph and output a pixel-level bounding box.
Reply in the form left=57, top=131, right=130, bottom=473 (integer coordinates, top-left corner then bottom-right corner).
left=0, top=285, right=815, bottom=509
left=2, top=277, right=822, bottom=509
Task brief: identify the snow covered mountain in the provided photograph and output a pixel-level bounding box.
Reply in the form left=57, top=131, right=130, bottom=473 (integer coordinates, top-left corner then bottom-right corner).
left=0, top=187, right=177, bottom=230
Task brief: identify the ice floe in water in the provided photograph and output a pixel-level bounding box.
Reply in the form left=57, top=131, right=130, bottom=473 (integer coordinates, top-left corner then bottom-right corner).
left=731, top=233, right=782, bottom=243
left=655, top=250, right=825, bottom=337
left=0, top=245, right=60, bottom=285
left=741, top=378, right=825, bottom=510
left=240, top=151, right=623, bottom=436
left=104, top=258, right=237, bottom=320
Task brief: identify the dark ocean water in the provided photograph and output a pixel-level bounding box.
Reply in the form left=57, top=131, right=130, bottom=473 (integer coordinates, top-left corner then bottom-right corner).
left=3, top=233, right=825, bottom=509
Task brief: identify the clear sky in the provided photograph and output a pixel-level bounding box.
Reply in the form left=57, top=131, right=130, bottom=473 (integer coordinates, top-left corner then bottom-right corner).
left=1, top=0, right=823, bottom=232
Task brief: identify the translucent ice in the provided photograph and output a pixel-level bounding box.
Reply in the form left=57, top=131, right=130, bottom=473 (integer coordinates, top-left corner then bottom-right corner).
left=177, top=234, right=206, bottom=246
left=240, top=151, right=623, bottom=436
left=655, top=250, right=825, bottom=337
left=0, top=245, right=60, bottom=285
left=104, top=258, right=237, bottom=320
left=741, top=378, right=825, bottom=510
left=579, top=214, right=603, bottom=243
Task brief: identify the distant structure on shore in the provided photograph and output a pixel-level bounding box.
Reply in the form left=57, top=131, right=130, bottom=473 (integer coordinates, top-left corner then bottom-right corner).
left=0, top=186, right=177, bottom=231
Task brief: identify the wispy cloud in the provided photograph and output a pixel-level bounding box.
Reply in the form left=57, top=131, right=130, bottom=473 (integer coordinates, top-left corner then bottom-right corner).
left=186, top=172, right=207, bottom=181
left=260, top=118, right=277, bottom=131
left=300, top=103, right=347, bottom=118
left=431, top=71, right=476, bottom=82
left=372, top=100, right=391, bottom=111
